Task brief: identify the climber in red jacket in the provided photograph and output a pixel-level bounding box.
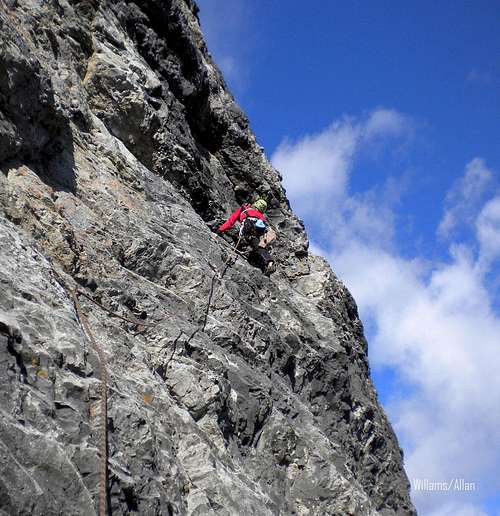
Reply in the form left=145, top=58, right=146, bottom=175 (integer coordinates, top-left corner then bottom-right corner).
left=217, top=198, right=276, bottom=274
left=218, top=198, right=268, bottom=233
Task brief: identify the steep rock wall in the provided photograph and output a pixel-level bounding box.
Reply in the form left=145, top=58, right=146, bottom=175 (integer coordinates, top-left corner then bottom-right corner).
left=0, top=1, right=415, bottom=514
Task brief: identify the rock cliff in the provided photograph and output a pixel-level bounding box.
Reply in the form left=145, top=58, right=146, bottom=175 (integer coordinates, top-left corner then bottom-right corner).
left=0, top=1, right=416, bottom=514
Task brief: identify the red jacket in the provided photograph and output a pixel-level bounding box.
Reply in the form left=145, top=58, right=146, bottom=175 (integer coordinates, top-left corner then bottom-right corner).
left=218, top=205, right=267, bottom=232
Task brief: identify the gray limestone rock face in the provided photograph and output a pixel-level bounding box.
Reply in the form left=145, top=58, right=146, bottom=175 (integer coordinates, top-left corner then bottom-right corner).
left=0, top=0, right=416, bottom=514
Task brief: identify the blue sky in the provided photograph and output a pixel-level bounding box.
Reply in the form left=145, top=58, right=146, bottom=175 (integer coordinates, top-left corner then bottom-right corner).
left=197, top=1, right=500, bottom=515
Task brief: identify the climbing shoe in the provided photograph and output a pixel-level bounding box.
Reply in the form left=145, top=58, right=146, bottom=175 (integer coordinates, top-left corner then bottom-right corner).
left=264, top=261, right=276, bottom=276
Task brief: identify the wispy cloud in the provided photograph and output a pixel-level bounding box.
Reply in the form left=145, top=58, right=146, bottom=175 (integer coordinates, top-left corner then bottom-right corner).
left=438, top=158, right=494, bottom=238
left=336, top=239, right=500, bottom=514
left=476, top=195, right=500, bottom=267
left=427, top=502, right=489, bottom=516
left=466, top=69, right=493, bottom=86
left=272, top=108, right=410, bottom=244
left=272, top=113, right=500, bottom=515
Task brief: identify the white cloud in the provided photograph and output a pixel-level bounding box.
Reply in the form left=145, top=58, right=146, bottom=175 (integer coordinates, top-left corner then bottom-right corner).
left=272, top=109, right=410, bottom=245
left=427, top=501, right=488, bottom=516
left=272, top=120, right=357, bottom=200
left=341, top=243, right=500, bottom=469
left=273, top=113, right=500, bottom=514
left=438, top=158, right=493, bottom=238
left=477, top=195, right=500, bottom=266
left=363, top=108, right=409, bottom=140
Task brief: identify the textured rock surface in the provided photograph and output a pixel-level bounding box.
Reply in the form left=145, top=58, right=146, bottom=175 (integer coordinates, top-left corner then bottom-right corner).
left=0, top=1, right=415, bottom=514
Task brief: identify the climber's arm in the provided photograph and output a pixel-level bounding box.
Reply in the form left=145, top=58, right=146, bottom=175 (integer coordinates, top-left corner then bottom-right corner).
left=218, top=207, right=242, bottom=232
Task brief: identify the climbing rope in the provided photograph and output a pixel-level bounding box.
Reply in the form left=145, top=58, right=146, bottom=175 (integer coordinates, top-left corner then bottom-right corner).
left=71, top=289, right=108, bottom=516
left=221, top=233, right=244, bottom=277
left=58, top=255, right=230, bottom=514
left=202, top=233, right=243, bottom=331
left=47, top=266, right=155, bottom=516
left=76, top=288, right=157, bottom=329
left=36, top=224, right=262, bottom=513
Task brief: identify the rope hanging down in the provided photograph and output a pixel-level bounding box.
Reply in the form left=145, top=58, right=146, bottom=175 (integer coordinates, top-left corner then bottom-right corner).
left=71, top=289, right=108, bottom=516
left=49, top=267, right=153, bottom=516
left=202, top=233, right=243, bottom=331
left=50, top=234, right=239, bottom=513
left=44, top=229, right=246, bottom=513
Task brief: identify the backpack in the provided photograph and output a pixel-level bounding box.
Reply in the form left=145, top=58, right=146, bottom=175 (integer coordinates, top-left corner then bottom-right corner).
left=238, top=204, right=266, bottom=237
left=240, top=217, right=267, bottom=237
